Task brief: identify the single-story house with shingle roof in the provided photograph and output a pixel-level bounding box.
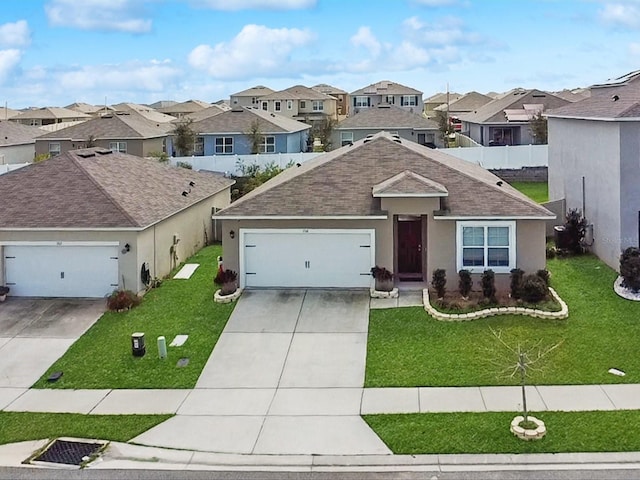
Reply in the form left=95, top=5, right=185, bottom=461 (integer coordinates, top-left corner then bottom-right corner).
left=0, top=120, right=43, bottom=164
left=215, top=131, right=554, bottom=289
left=0, top=148, right=234, bottom=297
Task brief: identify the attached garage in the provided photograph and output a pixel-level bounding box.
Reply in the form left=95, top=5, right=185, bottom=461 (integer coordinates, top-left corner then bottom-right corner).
left=240, top=229, right=375, bottom=288
left=4, top=244, right=119, bottom=298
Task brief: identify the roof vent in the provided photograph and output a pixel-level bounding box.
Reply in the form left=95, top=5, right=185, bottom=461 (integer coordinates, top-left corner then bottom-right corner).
left=95, top=148, right=112, bottom=155
left=231, top=106, right=244, bottom=112
left=270, top=113, right=276, bottom=117
left=393, top=138, right=401, bottom=143
left=363, top=138, right=372, bottom=143
left=496, top=181, right=503, bottom=187
left=612, top=94, right=620, bottom=102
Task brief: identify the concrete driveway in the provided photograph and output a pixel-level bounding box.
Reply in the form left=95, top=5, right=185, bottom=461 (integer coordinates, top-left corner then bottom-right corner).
left=134, top=289, right=391, bottom=455
left=0, top=298, right=105, bottom=389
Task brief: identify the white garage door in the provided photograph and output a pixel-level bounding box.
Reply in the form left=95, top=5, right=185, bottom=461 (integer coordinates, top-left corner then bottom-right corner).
left=241, top=229, right=374, bottom=288
left=4, top=244, right=119, bottom=297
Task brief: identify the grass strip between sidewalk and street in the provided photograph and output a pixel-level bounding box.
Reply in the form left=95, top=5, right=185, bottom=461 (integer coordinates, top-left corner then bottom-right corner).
left=33, top=244, right=234, bottom=389
left=0, top=412, right=171, bottom=446
left=365, top=410, right=640, bottom=454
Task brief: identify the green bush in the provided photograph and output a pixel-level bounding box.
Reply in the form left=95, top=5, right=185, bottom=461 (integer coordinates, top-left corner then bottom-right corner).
left=520, top=274, right=548, bottom=303
left=458, top=269, right=472, bottom=298
left=537, top=269, right=551, bottom=287
left=620, top=247, right=640, bottom=292
left=509, top=268, right=524, bottom=299
left=481, top=269, right=496, bottom=303
left=431, top=269, right=447, bottom=299
left=106, top=290, right=141, bottom=312
left=564, top=209, right=588, bottom=254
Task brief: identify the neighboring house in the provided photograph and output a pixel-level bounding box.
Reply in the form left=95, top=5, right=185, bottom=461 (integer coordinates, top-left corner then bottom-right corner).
left=460, top=89, right=569, bottom=146
left=351, top=80, right=423, bottom=114
left=111, top=103, right=176, bottom=123
left=167, top=106, right=311, bottom=156
left=215, top=131, right=553, bottom=289
left=66, top=102, right=113, bottom=117
left=181, top=104, right=227, bottom=123
left=546, top=69, right=640, bottom=271
left=230, top=85, right=275, bottom=108
left=35, top=111, right=172, bottom=157
left=423, top=91, right=462, bottom=118
left=0, top=107, right=21, bottom=120
left=0, top=121, right=42, bottom=164
left=433, top=91, right=493, bottom=131
left=331, top=104, right=441, bottom=148
left=157, top=99, right=212, bottom=119
left=0, top=147, right=234, bottom=297
left=148, top=100, right=178, bottom=110
left=551, top=88, right=591, bottom=103
left=312, top=83, right=349, bottom=116
left=11, top=107, right=91, bottom=127
left=256, top=85, right=338, bottom=123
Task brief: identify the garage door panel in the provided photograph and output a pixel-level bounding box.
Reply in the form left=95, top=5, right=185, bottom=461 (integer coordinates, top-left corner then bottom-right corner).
left=5, top=245, right=119, bottom=298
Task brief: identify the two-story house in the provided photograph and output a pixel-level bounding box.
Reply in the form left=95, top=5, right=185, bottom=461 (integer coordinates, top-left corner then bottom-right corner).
left=256, top=85, right=338, bottom=124
left=312, top=84, right=349, bottom=117
left=350, top=80, right=423, bottom=115
left=230, top=85, right=276, bottom=109
left=12, top=107, right=91, bottom=127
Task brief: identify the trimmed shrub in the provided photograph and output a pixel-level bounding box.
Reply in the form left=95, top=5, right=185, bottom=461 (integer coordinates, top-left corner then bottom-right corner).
left=620, top=247, right=640, bottom=292
left=510, top=268, right=524, bottom=299
left=458, top=269, right=472, bottom=298
left=214, top=269, right=238, bottom=295
left=536, top=269, right=551, bottom=287
left=106, top=290, right=141, bottom=312
left=564, top=208, right=588, bottom=254
left=520, top=274, right=548, bottom=303
left=481, top=269, right=496, bottom=303
left=431, top=269, right=447, bottom=299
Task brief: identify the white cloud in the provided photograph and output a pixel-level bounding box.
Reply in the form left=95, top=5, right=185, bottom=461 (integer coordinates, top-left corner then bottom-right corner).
left=599, top=2, right=640, bottom=28
left=350, top=27, right=382, bottom=57
left=58, top=60, right=180, bottom=92
left=192, top=0, right=315, bottom=10
left=188, top=24, right=315, bottom=79
left=45, top=0, right=153, bottom=33
left=0, top=20, right=31, bottom=48
left=0, top=49, right=22, bottom=84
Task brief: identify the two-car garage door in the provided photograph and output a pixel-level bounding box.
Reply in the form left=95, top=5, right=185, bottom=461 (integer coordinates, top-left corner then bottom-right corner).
left=241, top=229, right=374, bottom=288
left=4, top=244, right=119, bottom=297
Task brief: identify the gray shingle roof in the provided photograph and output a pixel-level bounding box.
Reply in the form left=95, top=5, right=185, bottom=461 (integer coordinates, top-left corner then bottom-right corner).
left=182, top=105, right=227, bottom=122
left=12, top=107, right=91, bottom=121
left=434, top=91, right=493, bottom=113
left=351, top=80, right=422, bottom=96
left=372, top=171, right=448, bottom=197
left=0, top=148, right=234, bottom=229
left=424, top=92, right=462, bottom=104
left=37, top=112, right=172, bottom=140
left=259, top=85, right=333, bottom=101
left=231, top=85, right=275, bottom=97
left=158, top=99, right=211, bottom=114
left=336, top=104, right=437, bottom=130
left=0, top=107, right=20, bottom=119
left=192, top=107, right=311, bottom=134
left=312, top=84, right=348, bottom=95
left=111, top=103, right=175, bottom=123
left=0, top=121, right=43, bottom=146
left=216, top=132, right=553, bottom=219
left=546, top=81, right=640, bottom=119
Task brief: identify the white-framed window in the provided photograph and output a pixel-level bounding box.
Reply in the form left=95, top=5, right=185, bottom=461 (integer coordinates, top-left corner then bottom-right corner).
left=287, top=100, right=293, bottom=110
left=456, top=221, right=516, bottom=273
left=386, top=95, right=395, bottom=104
left=194, top=137, right=204, bottom=156
left=215, top=137, right=233, bottom=154
left=312, top=100, right=324, bottom=112
left=48, top=142, right=61, bottom=156
left=402, top=95, right=418, bottom=106
left=251, top=96, right=258, bottom=104
left=261, top=101, right=268, bottom=111
left=274, top=101, right=281, bottom=112
left=300, top=100, right=306, bottom=109
left=340, top=132, right=354, bottom=146
left=259, top=136, right=275, bottom=153
left=355, top=96, right=369, bottom=107
left=109, top=141, right=127, bottom=153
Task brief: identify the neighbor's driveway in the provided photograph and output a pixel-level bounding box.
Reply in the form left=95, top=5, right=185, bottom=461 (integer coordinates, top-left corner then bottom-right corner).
left=0, top=298, right=105, bottom=389
left=133, top=289, right=392, bottom=455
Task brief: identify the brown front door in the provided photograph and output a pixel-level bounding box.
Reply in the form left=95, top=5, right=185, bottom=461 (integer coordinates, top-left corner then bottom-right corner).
left=397, top=219, right=423, bottom=280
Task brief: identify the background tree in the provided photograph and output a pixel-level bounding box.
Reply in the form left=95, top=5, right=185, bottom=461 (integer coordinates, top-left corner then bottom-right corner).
left=232, top=159, right=294, bottom=200
left=171, top=119, right=197, bottom=156
left=529, top=112, right=548, bottom=144
left=245, top=119, right=265, bottom=154
left=310, top=117, right=335, bottom=152
left=435, top=110, right=454, bottom=146
left=86, top=135, right=96, bottom=148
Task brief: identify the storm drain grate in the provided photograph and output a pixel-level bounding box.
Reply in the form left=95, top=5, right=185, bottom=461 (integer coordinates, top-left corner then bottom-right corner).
left=33, top=439, right=105, bottom=466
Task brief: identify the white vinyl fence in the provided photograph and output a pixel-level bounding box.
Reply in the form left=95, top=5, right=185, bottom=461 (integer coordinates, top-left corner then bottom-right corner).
left=0, top=163, right=29, bottom=175
left=169, top=152, right=321, bottom=175
left=438, top=144, right=548, bottom=169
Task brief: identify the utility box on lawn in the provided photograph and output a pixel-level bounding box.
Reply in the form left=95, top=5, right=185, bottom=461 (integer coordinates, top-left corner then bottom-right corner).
left=131, top=332, right=146, bottom=357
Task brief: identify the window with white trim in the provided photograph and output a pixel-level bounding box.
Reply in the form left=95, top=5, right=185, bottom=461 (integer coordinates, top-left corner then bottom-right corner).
left=355, top=96, right=369, bottom=107
left=48, top=142, right=61, bottom=156
left=340, top=131, right=353, bottom=146
left=312, top=100, right=324, bottom=111
left=274, top=101, right=281, bottom=112
left=109, top=141, right=127, bottom=153
left=215, top=137, right=233, bottom=154
left=386, top=95, right=395, bottom=104
left=300, top=100, right=306, bottom=109
left=456, top=221, right=516, bottom=273
left=261, top=101, right=268, bottom=111
left=259, top=136, right=275, bottom=153
left=402, top=95, right=418, bottom=106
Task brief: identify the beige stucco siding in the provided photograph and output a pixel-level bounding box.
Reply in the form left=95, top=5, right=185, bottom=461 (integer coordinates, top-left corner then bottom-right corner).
left=515, top=220, right=547, bottom=273
left=35, top=138, right=166, bottom=157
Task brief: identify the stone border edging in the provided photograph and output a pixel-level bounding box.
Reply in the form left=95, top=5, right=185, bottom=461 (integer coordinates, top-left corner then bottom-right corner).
left=510, top=415, right=547, bottom=440
left=614, top=276, right=640, bottom=301
left=423, top=287, right=568, bottom=321
left=214, top=288, right=243, bottom=304
left=370, top=287, right=399, bottom=299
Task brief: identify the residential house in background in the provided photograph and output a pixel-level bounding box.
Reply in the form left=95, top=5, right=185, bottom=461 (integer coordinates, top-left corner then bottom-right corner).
left=215, top=132, right=553, bottom=289
left=350, top=81, right=423, bottom=114
left=423, top=91, right=462, bottom=118
left=312, top=84, right=349, bottom=117
left=66, top=102, right=112, bottom=117
left=111, top=103, right=176, bottom=123
left=230, top=85, right=275, bottom=108
left=460, top=89, right=569, bottom=146
left=148, top=100, right=178, bottom=110
left=332, top=104, right=441, bottom=148
left=0, top=121, right=43, bottom=164
left=0, top=147, right=234, bottom=297
left=157, top=99, right=212, bottom=119
left=168, top=106, right=311, bottom=156
left=256, top=85, right=338, bottom=124
left=433, top=91, right=493, bottom=132
left=181, top=104, right=227, bottom=123
left=0, top=107, right=20, bottom=120
left=35, top=111, right=172, bottom=157
left=12, top=107, right=91, bottom=127
left=547, top=70, right=640, bottom=271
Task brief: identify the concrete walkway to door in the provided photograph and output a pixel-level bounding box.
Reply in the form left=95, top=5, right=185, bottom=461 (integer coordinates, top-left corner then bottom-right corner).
left=132, top=289, right=392, bottom=455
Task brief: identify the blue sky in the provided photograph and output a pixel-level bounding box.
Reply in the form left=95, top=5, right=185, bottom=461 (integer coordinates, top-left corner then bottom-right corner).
left=2, top=0, right=640, bottom=108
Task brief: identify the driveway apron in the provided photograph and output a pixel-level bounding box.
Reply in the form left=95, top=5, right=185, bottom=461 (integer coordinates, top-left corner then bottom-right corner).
left=133, top=289, right=391, bottom=455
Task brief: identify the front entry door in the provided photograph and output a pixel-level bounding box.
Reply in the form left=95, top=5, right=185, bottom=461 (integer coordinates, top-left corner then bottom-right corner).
left=397, top=219, right=423, bottom=280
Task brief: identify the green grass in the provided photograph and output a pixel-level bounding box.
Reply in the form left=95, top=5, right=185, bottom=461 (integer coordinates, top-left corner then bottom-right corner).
left=33, top=244, right=235, bottom=389
left=366, top=254, right=640, bottom=387
left=510, top=181, right=548, bottom=203
left=0, top=412, right=170, bottom=446
left=365, top=410, right=640, bottom=454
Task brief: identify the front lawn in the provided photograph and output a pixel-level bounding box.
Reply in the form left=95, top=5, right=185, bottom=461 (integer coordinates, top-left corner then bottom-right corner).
left=365, top=410, right=640, bottom=454
left=33, top=244, right=235, bottom=389
left=366, top=254, right=640, bottom=387
left=510, top=181, right=548, bottom=203
left=0, top=412, right=170, bottom=446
